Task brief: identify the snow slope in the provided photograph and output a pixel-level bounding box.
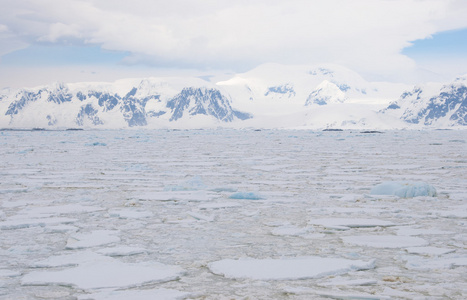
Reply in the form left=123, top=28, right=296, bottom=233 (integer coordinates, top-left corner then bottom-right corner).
left=2, top=63, right=467, bottom=129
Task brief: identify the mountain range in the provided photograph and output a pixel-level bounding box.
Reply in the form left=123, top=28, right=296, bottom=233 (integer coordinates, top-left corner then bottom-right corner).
left=1, top=64, right=466, bottom=129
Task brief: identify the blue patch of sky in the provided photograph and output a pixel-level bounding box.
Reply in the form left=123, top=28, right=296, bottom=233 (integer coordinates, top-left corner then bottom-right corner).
left=402, top=27, right=467, bottom=58
left=1, top=45, right=128, bottom=66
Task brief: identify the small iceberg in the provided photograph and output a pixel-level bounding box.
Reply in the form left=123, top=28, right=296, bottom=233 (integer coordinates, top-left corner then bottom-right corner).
left=229, top=192, right=265, bottom=200
left=370, top=181, right=437, bottom=198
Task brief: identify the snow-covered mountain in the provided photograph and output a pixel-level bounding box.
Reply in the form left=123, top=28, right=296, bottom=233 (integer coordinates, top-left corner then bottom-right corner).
left=1, top=63, right=466, bottom=129
left=218, top=63, right=409, bottom=129
left=382, top=75, right=467, bottom=127
left=0, top=77, right=251, bottom=129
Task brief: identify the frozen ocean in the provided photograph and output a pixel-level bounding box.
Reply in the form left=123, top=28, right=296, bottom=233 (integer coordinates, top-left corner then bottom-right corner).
left=0, top=129, right=466, bottom=299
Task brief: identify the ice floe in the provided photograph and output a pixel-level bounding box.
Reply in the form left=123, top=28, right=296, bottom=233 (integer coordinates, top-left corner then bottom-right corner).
left=77, top=288, right=190, bottom=300
left=341, top=235, right=428, bottom=248
left=308, top=218, right=395, bottom=230
left=370, top=181, right=437, bottom=198
left=284, top=286, right=391, bottom=299
left=319, top=277, right=378, bottom=287
left=137, top=190, right=217, bottom=202
left=66, top=230, right=121, bottom=249
left=405, top=246, right=456, bottom=256
left=108, top=208, right=154, bottom=219
left=186, top=211, right=215, bottom=222
left=403, top=255, right=467, bottom=270
left=22, top=259, right=184, bottom=289
left=0, top=217, right=77, bottom=230
left=208, top=257, right=375, bottom=280
left=228, top=192, right=265, bottom=200
left=270, top=225, right=314, bottom=236
left=96, top=246, right=148, bottom=257
left=198, top=202, right=242, bottom=209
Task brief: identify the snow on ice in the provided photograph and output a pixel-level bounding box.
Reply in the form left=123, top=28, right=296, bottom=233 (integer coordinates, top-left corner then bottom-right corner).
left=208, top=257, right=375, bottom=280
left=342, top=235, right=428, bottom=248
left=77, top=289, right=191, bottom=300
left=22, top=259, right=184, bottom=289
left=66, top=230, right=121, bottom=249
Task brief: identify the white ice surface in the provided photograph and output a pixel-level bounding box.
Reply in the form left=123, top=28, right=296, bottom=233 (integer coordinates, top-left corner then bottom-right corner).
left=404, top=255, right=467, bottom=270
left=1, top=130, right=466, bottom=299
left=77, top=288, right=190, bottom=300
left=271, top=225, right=314, bottom=236
left=405, top=246, right=456, bottom=256
left=22, top=260, right=184, bottom=289
left=283, top=286, right=391, bottom=299
left=108, top=208, right=154, bottom=219
left=208, top=257, right=375, bottom=280
left=66, top=230, right=121, bottom=249
left=32, top=251, right=106, bottom=268
left=0, top=217, right=77, bottom=230
left=308, top=218, right=395, bottom=230
left=342, top=235, right=428, bottom=248
left=96, top=246, right=148, bottom=257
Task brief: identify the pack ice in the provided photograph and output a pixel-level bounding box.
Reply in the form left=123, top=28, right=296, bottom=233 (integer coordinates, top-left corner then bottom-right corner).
left=1, top=129, right=466, bottom=299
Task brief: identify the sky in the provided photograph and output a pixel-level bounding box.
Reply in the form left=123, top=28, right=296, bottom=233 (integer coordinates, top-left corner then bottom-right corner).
left=1, top=0, right=467, bottom=89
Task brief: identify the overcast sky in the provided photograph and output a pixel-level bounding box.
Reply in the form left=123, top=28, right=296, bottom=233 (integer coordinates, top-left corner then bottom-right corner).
left=1, top=0, right=467, bottom=88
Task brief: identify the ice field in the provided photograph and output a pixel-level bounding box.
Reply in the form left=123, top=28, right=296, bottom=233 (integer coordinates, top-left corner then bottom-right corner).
left=0, top=129, right=466, bottom=299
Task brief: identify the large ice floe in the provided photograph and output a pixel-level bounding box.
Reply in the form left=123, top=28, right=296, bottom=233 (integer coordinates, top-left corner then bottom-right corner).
left=208, top=257, right=375, bottom=280
left=22, top=252, right=185, bottom=290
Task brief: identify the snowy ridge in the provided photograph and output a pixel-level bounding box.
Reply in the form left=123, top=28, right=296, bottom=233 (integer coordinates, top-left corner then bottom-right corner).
left=1, top=64, right=467, bottom=129
left=383, top=75, right=467, bottom=127
left=0, top=77, right=251, bottom=129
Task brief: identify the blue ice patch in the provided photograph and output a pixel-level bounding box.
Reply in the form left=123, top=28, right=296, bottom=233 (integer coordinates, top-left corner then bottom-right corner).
left=229, top=192, right=265, bottom=200
left=370, top=181, right=437, bottom=198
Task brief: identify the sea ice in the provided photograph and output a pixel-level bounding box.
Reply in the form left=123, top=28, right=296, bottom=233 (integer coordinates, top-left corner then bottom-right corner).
left=138, top=190, right=217, bottom=202
left=405, top=246, right=456, bottom=256
left=22, top=260, right=184, bottom=290
left=284, top=287, right=391, bottom=300
left=19, top=204, right=105, bottom=217
left=308, top=218, right=395, bottom=230
left=396, top=226, right=454, bottom=236
left=96, top=246, right=148, bottom=257
left=341, top=235, right=428, bottom=248
left=66, top=230, right=121, bottom=249
left=208, top=256, right=375, bottom=280
left=404, top=255, right=467, bottom=270
left=0, top=269, right=21, bottom=277
left=32, top=251, right=107, bottom=268
left=0, top=217, right=77, bottom=230
left=433, top=205, right=467, bottom=218
left=186, top=211, right=215, bottom=222
left=108, top=208, right=154, bottom=219
left=228, top=192, right=265, bottom=200
left=370, top=181, right=437, bottom=198
left=77, top=288, right=190, bottom=300
left=44, top=224, right=79, bottom=234
left=270, top=225, right=314, bottom=236
left=319, top=277, right=378, bottom=286
left=164, top=176, right=207, bottom=191
left=198, top=202, right=242, bottom=209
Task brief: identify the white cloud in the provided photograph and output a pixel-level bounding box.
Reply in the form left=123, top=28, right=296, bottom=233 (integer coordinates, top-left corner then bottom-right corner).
left=1, top=0, right=467, bottom=82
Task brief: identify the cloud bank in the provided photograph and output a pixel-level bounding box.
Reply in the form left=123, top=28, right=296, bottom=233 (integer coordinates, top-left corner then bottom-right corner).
left=1, top=0, right=467, bottom=83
